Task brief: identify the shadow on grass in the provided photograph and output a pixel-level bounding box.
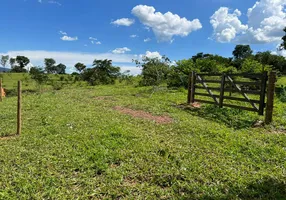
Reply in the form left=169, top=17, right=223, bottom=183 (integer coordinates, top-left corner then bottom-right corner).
left=180, top=177, right=286, bottom=200
left=176, top=103, right=259, bottom=130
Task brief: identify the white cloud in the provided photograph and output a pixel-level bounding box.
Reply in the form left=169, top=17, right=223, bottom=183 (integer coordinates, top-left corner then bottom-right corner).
left=59, top=31, right=67, bottom=35
left=130, top=34, right=138, bottom=38
left=95, top=41, right=101, bottom=45
left=112, top=47, right=131, bottom=54
left=210, top=0, right=286, bottom=44
left=144, top=38, right=151, bottom=42
left=48, top=1, right=61, bottom=6
left=1, top=50, right=137, bottom=73
left=120, top=66, right=142, bottom=75
left=210, top=7, right=248, bottom=42
left=132, top=5, right=202, bottom=42
left=61, top=35, right=78, bottom=41
left=144, top=51, right=162, bottom=59
left=111, top=18, right=135, bottom=26
left=89, top=37, right=97, bottom=40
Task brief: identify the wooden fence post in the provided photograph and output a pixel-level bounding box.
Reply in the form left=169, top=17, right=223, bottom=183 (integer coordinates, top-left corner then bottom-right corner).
left=219, top=74, right=226, bottom=108
left=258, top=72, right=268, bottom=116
left=0, top=78, right=2, bottom=102
left=190, top=71, right=196, bottom=104
left=17, top=81, right=22, bottom=135
left=265, top=71, right=276, bottom=124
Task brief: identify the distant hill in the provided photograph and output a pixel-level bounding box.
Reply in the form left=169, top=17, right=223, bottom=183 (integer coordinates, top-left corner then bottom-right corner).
left=0, top=67, right=10, bottom=72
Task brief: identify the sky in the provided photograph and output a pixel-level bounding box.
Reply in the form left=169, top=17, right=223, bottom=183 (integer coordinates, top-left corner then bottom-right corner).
left=0, top=0, right=285, bottom=74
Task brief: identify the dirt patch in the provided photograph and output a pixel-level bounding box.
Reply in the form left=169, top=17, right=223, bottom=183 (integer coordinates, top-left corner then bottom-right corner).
left=114, top=106, right=173, bottom=124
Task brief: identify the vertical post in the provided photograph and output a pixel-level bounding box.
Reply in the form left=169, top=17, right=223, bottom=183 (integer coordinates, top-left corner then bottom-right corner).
left=265, top=71, right=276, bottom=124
left=219, top=74, right=226, bottom=108
left=17, top=81, right=22, bottom=135
left=187, top=73, right=192, bottom=104
left=190, top=71, right=196, bottom=104
left=258, top=72, right=268, bottom=115
left=0, top=78, right=2, bottom=102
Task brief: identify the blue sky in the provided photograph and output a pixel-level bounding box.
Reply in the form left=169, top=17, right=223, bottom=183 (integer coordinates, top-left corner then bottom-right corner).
left=0, top=0, right=285, bottom=73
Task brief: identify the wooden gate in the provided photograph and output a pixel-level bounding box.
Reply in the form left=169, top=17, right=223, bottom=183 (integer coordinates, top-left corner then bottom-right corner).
left=187, top=71, right=276, bottom=119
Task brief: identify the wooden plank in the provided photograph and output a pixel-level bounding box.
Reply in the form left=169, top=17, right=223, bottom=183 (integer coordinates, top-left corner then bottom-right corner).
left=194, top=99, right=217, bottom=105
left=219, top=74, right=226, bottom=108
left=226, top=75, right=259, bottom=111
left=223, top=96, right=260, bottom=104
left=195, top=92, right=218, bottom=98
left=223, top=104, right=258, bottom=112
left=187, top=73, right=192, bottom=104
left=196, top=86, right=221, bottom=91
left=227, top=73, right=263, bottom=78
left=258, top=72, right=268, bottom=115
left=196, top=73, right=222, bottom=76
left=230, top=81, right=261, bottom=86
left=196, top=75, right=219, bottom=104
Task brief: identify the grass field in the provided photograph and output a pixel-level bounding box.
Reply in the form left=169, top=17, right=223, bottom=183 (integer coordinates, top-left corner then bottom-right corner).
left=0, top=74, right=286, bottom=199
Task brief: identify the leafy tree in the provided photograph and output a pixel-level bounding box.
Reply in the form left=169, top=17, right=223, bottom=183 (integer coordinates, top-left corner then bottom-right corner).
left=241, top=58, right=271, bottom=73
left=167, top=59, right=195, bottom=88
left=196, top=58, right=224, bottom=73
left=254, top=51, right=286, bottom=74
left=0, top=55, right=9, bottom=69
left=55, top=63, right=66, bottom=74
left=30, top=67, right=49, bottom=85
left=134, top=56, right=171, bottom=86
left=44, top=58, right=56, bottom=73
left=233, top=45, right=253, bottom=60
left=9, top=58, right=16, bottom=68
left=81, top=59, right=120, bottom=85
left=74, top=63, right=86, bottom=73
left=10, top=56, right=29, bottom=72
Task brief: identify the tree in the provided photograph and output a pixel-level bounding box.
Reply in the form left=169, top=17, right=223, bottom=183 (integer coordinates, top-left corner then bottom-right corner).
left=44, top=58, right=56, bottom=73
left=9, top=58, right=16, bottom=68
left=81, top=59, right=120, bottom=85
left=233, top=45, right=253, bottom=60
left=55, top=63, right=66, bottom=74
left=74, top=63, right=86, bottom=73
left=280, top=27, right=286, bottom=50
left=0, top=55, right=9, bottom=69
left=10, top=56, right=29, bottom=72
left=241, top=58, right=271, bottom=73
left=30, top=67, right=49, bottom=85
left=254, top=51, right=286, bottom=74
left=134, top=56, right=171, bottom=86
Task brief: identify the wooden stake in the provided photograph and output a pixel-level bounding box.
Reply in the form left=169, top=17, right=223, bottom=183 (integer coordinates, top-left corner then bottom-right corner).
left=0, top=78, right=2, bottom=102
left=187, top=73, right=192, bottom=104
left=265, top=71, right=276, bottom=124
left=190, top=71, right=196, bottom=104
left=219, top=74, right=226, bottom=108
left=17, top=81, right=22, bottom=135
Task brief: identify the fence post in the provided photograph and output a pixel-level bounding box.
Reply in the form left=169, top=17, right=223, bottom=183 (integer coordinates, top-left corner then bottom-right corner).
left=258, top=72, right=268, bottom=115
left=190, top=71, right=196, bottom=103
left=0, top=78, right=2, bottom=102
left=219, top=74, right=226, bottom=108
left=17, top=81, right=22, bottom=135
left=265, top=71, right=276, bottom=124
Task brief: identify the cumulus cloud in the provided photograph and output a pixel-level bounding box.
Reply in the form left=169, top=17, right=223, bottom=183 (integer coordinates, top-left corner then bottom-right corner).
left=95, top=41, right=101, bottom=45
left=111, top=18, right=135, bottom=26
left=130, top=34, right=138, bottom=38
left=112, top=47, right=131, bottom=54
left=132, top=5, right=202, bottom=42
left=61, top=35, right=78, bottom=41
left=144, top=51, right=162, bottom=59
left=210, top=0, right=286, bottom=44
left=144, top=38, right=151, bottom=42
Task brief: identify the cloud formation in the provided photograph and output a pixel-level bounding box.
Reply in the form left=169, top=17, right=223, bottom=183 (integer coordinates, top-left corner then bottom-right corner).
left=111, top=18, right=135, bottom=26
left=132, top=5, right=202, bottom=42
left=112, top=47, right=131, bottom=54
left=210, top=0, right=286, bottom=44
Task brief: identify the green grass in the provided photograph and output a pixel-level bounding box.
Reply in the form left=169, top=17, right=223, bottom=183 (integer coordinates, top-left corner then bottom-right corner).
left=0, top=76, right=286, bottom=199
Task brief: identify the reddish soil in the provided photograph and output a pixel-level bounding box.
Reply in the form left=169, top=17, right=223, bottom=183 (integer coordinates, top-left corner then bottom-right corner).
left=114, top=106, right=173, bottom=124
